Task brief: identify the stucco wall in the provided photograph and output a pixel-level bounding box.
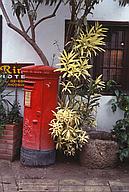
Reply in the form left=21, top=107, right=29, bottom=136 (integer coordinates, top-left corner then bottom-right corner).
left=0, top=0, right=129, bottom=131
left=88, top=0, right=129, bottom=21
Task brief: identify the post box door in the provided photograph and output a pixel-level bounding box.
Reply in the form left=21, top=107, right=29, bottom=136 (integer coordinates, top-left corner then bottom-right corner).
left=40, top=79, right=58, bottom=150
left=22, top=81, right=42, bottom=150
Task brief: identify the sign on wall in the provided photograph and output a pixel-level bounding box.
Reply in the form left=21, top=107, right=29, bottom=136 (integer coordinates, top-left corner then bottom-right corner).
left=0, top=63, right=34, bottom=87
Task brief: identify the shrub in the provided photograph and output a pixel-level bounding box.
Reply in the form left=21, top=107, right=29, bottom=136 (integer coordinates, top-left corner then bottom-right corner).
left=50, top=23, right=107, bottom=156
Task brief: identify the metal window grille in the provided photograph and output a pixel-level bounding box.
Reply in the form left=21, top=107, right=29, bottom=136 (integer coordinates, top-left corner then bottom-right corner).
left=65, top=20, right=129, bottom=91
left=94, top=24, right=129, bottom=91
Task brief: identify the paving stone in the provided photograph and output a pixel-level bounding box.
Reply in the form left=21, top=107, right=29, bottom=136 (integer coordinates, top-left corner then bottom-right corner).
left=109, top=181, right=129, bottom=186
left=19, top=191, right=58, bottom=192
left=18, top=179, right=58, bottom=185
left=109, top=181, right=129, bottom=192
left=111, top=186, right=129, bottom=192
left=18, top=188, right=58, bottom=192
left=18, top=183, right=58, bottom=192
left=2, top=176, right=16, bottom=184
left=59, top=179, right=84, bottom=185
left=3, top=184, right=18, bottom=192
left=0, top=183, right=4, bottom=192
left=85, top=179, right=109, bottom=186
left=85, top=186, right=111, bottom=192
left=110, top=186, right=129, bottom=192
left=18, top=191, right=58, bottom=192
left=0, top=175, right=3, bottom=183
left=59, top=185, right=85, bottom=192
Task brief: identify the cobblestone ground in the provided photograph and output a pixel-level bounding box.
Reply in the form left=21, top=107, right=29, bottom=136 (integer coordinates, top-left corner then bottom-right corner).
left=0, top=160, right=129, bottom=192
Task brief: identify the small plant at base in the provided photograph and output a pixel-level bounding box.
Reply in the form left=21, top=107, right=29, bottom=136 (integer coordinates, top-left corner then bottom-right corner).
left=107, top=80, right=129, bottom=162
left=0, top=76, right=22, bottom=135
left=7, top=99, right=22, bottom=124
left=0, top=75, right=10, bottom=135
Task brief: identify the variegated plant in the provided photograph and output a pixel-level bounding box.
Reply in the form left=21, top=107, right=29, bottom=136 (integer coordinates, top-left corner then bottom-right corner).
left=50, top=106, right=89, bottom=156
left=50, top=23, right=107, bottom=156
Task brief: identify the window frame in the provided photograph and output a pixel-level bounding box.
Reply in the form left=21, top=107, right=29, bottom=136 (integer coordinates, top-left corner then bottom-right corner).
left=88, top=21, right=129, bottom=92
left=65, top=20, right=129, bottom=92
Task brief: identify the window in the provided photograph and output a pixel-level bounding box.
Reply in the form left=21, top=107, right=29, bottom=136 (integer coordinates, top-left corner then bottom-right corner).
left=65, top=20, right=129, bottom=91
left=92, top=21, right=129, bottom=91
left=0, top=15, right=2, bottom=63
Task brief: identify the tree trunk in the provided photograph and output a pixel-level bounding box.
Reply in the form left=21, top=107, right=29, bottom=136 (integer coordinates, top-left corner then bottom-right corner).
left=8, top=23, right=49, bottom=66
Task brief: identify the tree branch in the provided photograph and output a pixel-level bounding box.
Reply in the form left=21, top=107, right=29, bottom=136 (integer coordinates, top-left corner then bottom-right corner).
left=8, top=22, right=49, bottom=65
left=35, top=0, right=62, bottom=28
left=30, top=1, right=35, bottom=10
left=27, top=13, right=36, bottom=42
left=26, top=0, right=62, bottom=33
left=24, top=0, right=36, bottom=42
left=0, top=0, right=11, bottom=24
left=70, top=0, right=77, bottom=21
left=83, top=0, right=99, bottom=17
left=35, top=1, right=40, bottom=12
left=16, top=15, right=26, bottom=32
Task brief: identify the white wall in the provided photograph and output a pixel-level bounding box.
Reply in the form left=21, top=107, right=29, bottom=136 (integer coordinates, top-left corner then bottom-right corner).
left=96, top=96, right=124, bottom=132
left=1, top=0, right=129, bottom=131
left=88, top=0, right=129, bottom=21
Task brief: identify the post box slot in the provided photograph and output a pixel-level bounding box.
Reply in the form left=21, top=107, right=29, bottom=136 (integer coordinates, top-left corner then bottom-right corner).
left=24, top=82, right=35, bottom=89
left=25, top=82, right=34, bottom=86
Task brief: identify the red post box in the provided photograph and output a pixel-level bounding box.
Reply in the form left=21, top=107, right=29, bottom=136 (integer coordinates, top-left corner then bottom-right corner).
left=20, top=65, right=60, bottom=166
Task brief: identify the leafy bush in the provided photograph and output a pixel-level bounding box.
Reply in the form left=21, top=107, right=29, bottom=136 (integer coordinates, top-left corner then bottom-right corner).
left=50, top=23, right=107, bottom=156
left=0, top=75, right=10, bottom=133
left=50, top=106, right=88, bottom=156
left=7, top=99, right=22, bottom=124
left=0, top=75, right=22, bottom=135
left=107, top=80, right=129, bottom=161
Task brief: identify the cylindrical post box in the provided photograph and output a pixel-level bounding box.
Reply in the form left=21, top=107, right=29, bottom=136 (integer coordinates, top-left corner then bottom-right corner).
left=20, top=65, right=60, bottom=166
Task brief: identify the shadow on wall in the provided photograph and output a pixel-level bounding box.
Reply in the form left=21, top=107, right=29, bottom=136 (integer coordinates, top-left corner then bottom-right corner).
left=96, top=96, right=124, bottom=132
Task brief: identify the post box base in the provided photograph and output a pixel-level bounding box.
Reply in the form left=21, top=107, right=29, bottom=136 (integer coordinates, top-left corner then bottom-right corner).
left=20, top=147, right=56, bottom=167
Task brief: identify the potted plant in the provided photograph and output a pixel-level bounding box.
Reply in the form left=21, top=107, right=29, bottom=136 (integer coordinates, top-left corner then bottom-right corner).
left=0, top=75, right=22, bottom=161
left=49, top=23, right=117, bottom=166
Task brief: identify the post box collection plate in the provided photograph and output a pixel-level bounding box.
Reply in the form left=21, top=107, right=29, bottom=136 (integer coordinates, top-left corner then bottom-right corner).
left=25, top=91, right=31, bottom=107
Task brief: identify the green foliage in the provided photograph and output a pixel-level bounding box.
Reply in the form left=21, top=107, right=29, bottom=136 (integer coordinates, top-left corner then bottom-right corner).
left=107, top=80, right=129, bottom=161
left=0, top=102, right=6, bottom=135
left=7, top=99, right=22, bottom=124
left=73, top=23, right=107, bottom=57
left=0, top=75, right=10, bottom=134
left=114, top=0, right=129, bottom=6
left=56, top=50, right=92, bottom=79
left=0, top=76, right=21, bottom=135
left=12, top=0, right=59, bottom=19
left=50, top=23, right=107, bottom=156
left=113, top=119, right=129, bottom=161
left=50, top=106, right=89, bottom=156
